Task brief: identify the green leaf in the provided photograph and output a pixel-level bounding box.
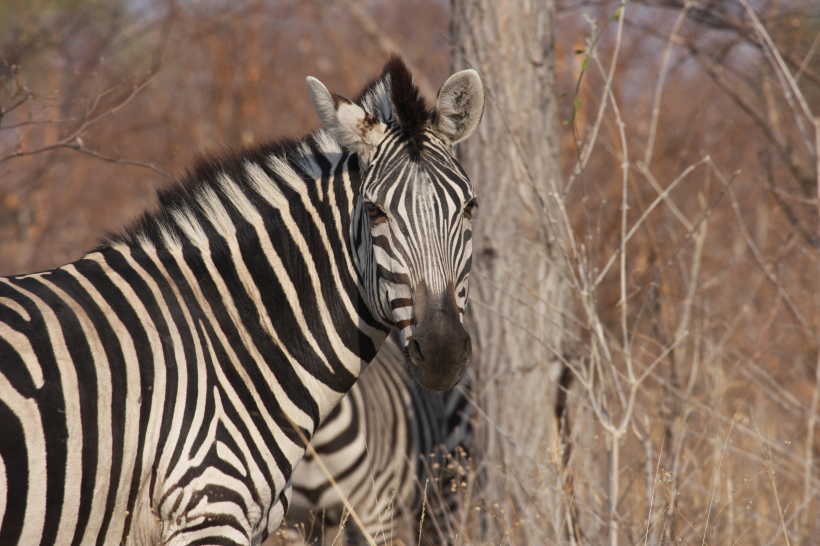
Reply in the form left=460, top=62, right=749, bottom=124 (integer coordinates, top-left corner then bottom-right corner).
left=581, top=57, right=589, bottom=71
left=574, top=97, right=583, bottom=108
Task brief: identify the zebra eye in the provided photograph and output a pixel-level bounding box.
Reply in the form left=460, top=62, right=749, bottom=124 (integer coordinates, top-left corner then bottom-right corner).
left=464, top=199, right=477, bottom=220
left=364, top=202, right=387, bottom=224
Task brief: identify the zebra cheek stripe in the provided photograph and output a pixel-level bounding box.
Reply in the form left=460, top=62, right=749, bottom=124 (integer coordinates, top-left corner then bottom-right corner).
left=0, top=54, right=483, bottom=546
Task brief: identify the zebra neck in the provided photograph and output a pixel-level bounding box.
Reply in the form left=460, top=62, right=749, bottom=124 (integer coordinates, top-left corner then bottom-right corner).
left=97, top=139, right=389, bottom=428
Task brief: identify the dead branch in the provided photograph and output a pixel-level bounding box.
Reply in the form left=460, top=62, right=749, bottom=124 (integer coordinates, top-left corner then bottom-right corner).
left=0, top=72, right=172, bottom=179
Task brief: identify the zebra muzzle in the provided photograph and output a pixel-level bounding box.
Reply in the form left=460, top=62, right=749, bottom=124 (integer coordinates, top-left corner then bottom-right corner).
left=405, top=282, right=471, bottom=391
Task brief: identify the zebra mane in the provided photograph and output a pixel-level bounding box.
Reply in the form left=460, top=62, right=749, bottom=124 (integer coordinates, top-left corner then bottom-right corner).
left=357, top=55, right=432, bottom=156
left=100, top=55, right=428, bottom=251
left=99, top=132, right=341, bottom=251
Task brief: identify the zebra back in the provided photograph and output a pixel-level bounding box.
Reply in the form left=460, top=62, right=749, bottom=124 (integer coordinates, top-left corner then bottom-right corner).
left=287, top=332, right=473, bottom=545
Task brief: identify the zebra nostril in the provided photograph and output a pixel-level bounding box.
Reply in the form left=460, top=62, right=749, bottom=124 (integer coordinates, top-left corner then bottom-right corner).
left=409, top=338, right=424, bottom=365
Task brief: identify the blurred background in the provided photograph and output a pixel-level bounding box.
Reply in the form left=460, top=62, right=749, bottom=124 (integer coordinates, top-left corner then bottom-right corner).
left=2, top=0, right=820, bottom=544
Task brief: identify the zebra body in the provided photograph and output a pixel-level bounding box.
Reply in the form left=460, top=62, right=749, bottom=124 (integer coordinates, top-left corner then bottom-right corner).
left=0, top=57, right=483, bottom=545
left=287, top=332, right=472, bottom=544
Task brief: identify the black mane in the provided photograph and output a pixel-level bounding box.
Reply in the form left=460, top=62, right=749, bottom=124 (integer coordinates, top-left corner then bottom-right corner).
left=99, top=136, right=309, bottom=250
left=384, top=55, right=431, bottom=153
left=357, top=54, right=432, bottom=156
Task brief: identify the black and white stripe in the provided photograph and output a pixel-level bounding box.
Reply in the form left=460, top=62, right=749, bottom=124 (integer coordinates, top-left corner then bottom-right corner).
left=0, top=55, right=483, bottom=545
left=287, top=331, right=473, bottom=545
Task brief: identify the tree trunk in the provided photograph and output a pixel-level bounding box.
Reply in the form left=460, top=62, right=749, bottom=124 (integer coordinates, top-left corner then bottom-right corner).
left=451, top=1, right=573, bottom=543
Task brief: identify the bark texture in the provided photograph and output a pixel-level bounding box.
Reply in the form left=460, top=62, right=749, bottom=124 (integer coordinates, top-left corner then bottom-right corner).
left=452, top=1, right=572, bottom=542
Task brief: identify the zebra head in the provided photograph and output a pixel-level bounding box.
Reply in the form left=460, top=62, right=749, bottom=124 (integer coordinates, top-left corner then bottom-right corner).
left=306, top=57, right=483, bottom=391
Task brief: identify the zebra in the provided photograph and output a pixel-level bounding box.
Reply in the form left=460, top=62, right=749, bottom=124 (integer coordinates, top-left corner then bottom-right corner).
left=0, top=55, right=484, bottom=546
left=284, top=331, right=473, bottom=545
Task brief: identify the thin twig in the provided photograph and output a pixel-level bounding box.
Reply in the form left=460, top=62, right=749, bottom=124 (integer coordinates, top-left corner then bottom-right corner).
left=417, top=479, right=429, bottom=546
left=727, top=185, right=817, bottom=344
left=643, top=436, right=666, bottom=546
left=594, top=157, right=709, bottom=288
left=564, top=2, right=629, bottom=197
left=643, top=2, right=691, bottom=169
left=65, top=145, right=173, bottom=179
left=0, top=74, right=169, bottom=180
left=285, top=413, right=378, bottom=546
left=701, top=402, right=745, bottom=546
left=738, top=0, right=816, bottom=160
left=630, top=166, right=737, bottom=347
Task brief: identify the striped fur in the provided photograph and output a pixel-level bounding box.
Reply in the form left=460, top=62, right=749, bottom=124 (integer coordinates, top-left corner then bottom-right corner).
left=287, top=332, right=473, bottom=545
left=0, top=57, right=482, bottom=545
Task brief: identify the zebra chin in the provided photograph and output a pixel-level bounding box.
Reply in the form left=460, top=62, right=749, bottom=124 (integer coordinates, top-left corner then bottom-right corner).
left=402, top=282, right=472, bottom=392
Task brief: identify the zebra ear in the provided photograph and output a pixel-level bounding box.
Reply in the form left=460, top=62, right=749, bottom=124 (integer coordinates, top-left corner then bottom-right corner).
left=433, top=69, right=484, bottom=145
left=306, top=77, right=387, bottom=165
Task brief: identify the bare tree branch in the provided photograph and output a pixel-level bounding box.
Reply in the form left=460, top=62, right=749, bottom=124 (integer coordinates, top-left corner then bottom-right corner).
left=0, top=72, right=172, bottom=179
left=66, top=145, right=174, bottom=180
